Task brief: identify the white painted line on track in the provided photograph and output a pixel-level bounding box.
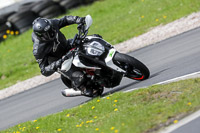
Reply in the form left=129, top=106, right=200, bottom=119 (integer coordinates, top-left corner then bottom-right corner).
left=123, top=71, right=200, bottom=133
left=159, top=110, right=200, bottom=133
left=124, top=71, right=200, bottom=93
left=155, top=71, right=200, bottom=85
left=124, top=86, right=147, bottom=93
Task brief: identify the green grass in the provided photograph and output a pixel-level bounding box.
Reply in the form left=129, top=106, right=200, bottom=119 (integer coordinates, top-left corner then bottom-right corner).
left=1, top=0, right=200, bottom=90
left=2, top=78, right=200, bottom=133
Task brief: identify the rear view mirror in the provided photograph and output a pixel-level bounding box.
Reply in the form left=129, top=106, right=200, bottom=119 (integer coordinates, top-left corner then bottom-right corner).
left=85, top=15, right=93, bottom=30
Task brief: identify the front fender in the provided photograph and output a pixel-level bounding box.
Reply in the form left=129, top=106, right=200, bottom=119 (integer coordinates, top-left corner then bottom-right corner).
left=105, top=49, right=126, bottom=73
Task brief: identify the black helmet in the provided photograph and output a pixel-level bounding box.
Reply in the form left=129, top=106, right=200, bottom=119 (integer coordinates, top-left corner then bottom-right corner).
left=32, top=17, right=56, bottom=41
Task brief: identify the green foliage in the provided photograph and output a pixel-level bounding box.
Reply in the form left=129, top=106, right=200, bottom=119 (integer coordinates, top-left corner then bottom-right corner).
left=2, top=78, right=200, bottom=133
left=0, top=0, right=200, bottom=89
left=0, top=30, right=40, bottom=89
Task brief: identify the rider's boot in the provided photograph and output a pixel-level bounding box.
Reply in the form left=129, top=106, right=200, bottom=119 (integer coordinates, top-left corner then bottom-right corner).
left=80, top=86, right=93, bottom=97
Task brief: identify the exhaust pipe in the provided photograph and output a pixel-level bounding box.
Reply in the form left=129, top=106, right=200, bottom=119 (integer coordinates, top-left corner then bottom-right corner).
left=61, top=89, right=82, bottom=97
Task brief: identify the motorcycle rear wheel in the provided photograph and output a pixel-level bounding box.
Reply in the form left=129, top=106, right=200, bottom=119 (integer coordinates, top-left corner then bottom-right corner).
left=113, top=52, right=150, bottom=81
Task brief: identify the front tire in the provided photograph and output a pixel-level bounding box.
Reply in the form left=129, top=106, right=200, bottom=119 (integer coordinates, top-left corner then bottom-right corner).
left=113, top=52, right=150, bottom=80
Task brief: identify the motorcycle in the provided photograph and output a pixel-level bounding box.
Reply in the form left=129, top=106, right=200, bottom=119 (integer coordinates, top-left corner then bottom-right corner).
left=58, top=15, right=150, bottom=97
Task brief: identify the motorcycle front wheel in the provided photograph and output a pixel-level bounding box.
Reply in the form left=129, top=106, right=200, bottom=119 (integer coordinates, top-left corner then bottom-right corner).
left=113, top=52, right=150, bottom=81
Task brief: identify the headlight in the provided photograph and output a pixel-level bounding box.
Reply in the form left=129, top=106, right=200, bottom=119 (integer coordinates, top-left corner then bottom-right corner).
left=86, top=41, right=105, bottom=56
left=87, top=47, right=104, bottom=56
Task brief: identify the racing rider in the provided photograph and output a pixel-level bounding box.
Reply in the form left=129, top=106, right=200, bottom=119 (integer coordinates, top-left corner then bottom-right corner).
left=32, top=16, right=92, bottom=96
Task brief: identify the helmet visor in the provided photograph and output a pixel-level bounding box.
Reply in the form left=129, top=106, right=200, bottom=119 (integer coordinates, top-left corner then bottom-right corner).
left=41, top=28, right=56, bottom=40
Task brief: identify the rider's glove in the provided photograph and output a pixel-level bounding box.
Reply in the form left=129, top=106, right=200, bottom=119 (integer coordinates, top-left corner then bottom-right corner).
left=76, top=17, right=85, bottom=24
left=54, top=59, right=62, bottom=70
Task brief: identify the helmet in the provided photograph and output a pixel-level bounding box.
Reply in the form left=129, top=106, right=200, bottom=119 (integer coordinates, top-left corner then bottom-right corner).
left=32, top=17, right=56, bottom=41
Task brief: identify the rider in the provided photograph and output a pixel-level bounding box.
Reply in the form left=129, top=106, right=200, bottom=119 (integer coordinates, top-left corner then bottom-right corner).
left=32, top=16, right=92, bottom=96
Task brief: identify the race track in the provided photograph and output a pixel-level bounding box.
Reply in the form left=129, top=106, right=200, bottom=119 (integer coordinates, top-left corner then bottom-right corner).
left=1, top=27, right=200, bottom=131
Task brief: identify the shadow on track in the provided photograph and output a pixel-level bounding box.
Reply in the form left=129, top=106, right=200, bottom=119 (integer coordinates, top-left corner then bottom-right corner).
left=79, top=68, right=169, bottom=105
left=101, top=68, right=169, bottom=96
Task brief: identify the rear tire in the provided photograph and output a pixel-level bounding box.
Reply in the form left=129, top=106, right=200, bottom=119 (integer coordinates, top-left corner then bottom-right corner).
left=113, top=52, right=150, bottom=80
left=61, top=75, right=72, bottom=88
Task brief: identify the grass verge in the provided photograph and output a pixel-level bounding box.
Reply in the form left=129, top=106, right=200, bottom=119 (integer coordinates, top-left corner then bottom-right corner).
left=2, top=78, right=200, bottom=133
left=0, top=0, right=200, bottom=90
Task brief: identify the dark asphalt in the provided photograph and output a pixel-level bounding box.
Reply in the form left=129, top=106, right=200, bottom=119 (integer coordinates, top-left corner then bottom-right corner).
left=1, top=27, right=200, bottom=131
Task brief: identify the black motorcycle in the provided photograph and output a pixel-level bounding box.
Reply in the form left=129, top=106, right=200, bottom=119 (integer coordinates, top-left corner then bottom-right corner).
left=59, top=15, right=150, bottom=97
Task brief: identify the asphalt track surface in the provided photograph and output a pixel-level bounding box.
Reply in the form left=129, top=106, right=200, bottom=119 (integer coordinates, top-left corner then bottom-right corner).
left=171, top=116, right=200, bottom=133
left=1, top=27, right=200, bottom=132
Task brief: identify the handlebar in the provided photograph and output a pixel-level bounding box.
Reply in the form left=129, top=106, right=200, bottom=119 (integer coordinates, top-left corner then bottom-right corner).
left=71, top=23, right=89, bottom=47
left=78, top=23, right=88, bottom=38
left=71, top=34, right=78, bottom=47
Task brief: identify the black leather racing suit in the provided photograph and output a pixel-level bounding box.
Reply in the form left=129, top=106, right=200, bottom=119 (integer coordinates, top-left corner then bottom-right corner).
left=32, top=16, right=85, bottom=88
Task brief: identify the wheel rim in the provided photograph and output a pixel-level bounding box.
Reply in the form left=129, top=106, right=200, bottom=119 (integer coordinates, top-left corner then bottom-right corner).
left=126, top=68, right=144, bottom=80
